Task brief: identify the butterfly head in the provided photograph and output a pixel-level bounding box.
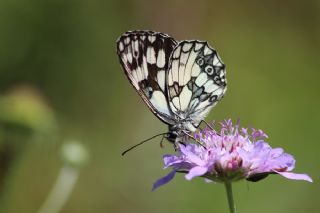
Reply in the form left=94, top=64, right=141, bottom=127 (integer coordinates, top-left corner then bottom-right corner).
left=166, top=121, right=196, bottom=144
left=164, top=131, right=178, bottom=144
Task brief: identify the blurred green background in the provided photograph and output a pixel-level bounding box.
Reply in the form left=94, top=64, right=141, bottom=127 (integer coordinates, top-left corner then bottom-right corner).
left=0, top=0, right=318, bottom=212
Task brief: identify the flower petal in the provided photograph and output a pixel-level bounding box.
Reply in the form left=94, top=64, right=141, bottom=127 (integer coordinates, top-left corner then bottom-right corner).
left=163, top=155, right=182, bottom=168
left=275, top=171, right=313, bottom=182
left=152, top=119, right=313, bottom=189
left=185, top=166, right=208, bottom=180
left=152, top=170, right=176, bottom=191
left=179, top=144, right=205, bottom=166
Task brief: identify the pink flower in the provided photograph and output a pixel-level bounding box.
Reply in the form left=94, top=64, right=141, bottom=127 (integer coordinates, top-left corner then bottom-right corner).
left=153, top=119, right=312, bottom=191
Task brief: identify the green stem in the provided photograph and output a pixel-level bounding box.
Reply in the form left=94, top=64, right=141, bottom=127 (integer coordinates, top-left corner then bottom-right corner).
left=37, top=165, right=79, bottom=213
left=224, top=182, right=236, bottom=213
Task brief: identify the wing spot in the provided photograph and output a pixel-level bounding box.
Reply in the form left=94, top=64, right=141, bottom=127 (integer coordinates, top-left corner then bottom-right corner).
left=182, top=43, right=192, bottom=52
left=146, top=87, right=153, bottom=98
left=169, top=86, right=177, bottom=97
left=204, top=80, right=219, bottom=93
left=212, top=55, right=220, bottom=65
left=148, top=35, right=156, bottom=43
left=124, top=37, right=130, bottom=44
left=211, top=88, right=224, bottom=97
left=194, top=43, right=203, bottom=51
left=191, top=64, right=201, bottom=77
left=179, top=86, right=192, bottom=111
left=157, top=70, right=165, bottom=91
left=171, top=59, right=179, bottom=82
left=204, top=45, right=213, bottom=55
left=150, top=91, right=171, bottom=115
left=127, top=52, right=133, bottom=63
left=196, top=57, right=204, bottom=66
left=199, top=94, right=209, bottom=101
left=193, top=86, right=204, bottom=97
left=147, top=47, right=156, bottom=64
left=195, top=73, right=208, bottom=87
left=205, top=65, right=214, bottom=75
left=172, top=96, right=180, bottom=111
left=190, top=98, right=200, bottom=110
left=133, top=41, right=139, bottom=57
left=219, top=70, right=225, bottom=78
left=118, top=42, right=124, bottom=51
left=156, top=49, right=166, bottom=68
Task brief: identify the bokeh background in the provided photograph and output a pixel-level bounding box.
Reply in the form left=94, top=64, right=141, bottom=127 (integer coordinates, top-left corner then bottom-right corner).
left=0, top=0, right=319, bottom=212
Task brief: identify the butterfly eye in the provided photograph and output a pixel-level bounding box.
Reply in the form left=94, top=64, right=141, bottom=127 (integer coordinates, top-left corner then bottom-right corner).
left=205, top=65, right=214, bottom=75
left=196, top=58, right=204, bottom=66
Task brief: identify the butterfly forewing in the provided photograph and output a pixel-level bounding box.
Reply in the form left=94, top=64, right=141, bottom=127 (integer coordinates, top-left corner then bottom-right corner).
left=117, top=31, right=178, bottom=124
left=117, top=31, right=227, bottom=145
left=167, top=41, right=227, bottom=127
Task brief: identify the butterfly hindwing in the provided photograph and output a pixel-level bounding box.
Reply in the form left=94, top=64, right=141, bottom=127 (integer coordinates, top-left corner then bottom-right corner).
left=117, top=31, right=178, bottom=124
left=167, top=41, right=227, bottom=127
left=117, top=31, right=228, bottom=141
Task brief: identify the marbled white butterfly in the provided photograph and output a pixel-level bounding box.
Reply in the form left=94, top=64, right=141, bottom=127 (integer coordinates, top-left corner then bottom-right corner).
left=117, top=30, right=227, bottom=146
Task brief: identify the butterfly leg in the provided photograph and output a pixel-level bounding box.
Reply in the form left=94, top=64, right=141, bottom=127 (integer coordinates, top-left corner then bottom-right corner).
left=200, top=120, right=214, bottom=130
left=160, top=135, right=165, bottom=148
left=198, top=120, right=222, bottom=136
left=182, top=131, right=206, bottom=149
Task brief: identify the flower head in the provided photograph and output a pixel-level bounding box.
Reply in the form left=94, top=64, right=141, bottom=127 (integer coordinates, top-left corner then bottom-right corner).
left=153, top=119, right=312, bottom=190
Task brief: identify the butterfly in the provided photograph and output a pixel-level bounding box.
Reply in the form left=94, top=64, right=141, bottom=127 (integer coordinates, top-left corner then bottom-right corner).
left=117, top=30, right=227, bottom=146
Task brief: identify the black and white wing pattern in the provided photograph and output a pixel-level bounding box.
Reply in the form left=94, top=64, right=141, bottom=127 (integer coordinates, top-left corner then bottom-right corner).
left=117, top=31, right=177, bottom=124
left=117, top=30, right=227, bottom=145
left=167, top=41, right=227, bottom=129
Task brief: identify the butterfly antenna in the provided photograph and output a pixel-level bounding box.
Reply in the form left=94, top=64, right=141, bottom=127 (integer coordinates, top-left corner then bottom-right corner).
left=121, top=133, right=167, bottom=156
